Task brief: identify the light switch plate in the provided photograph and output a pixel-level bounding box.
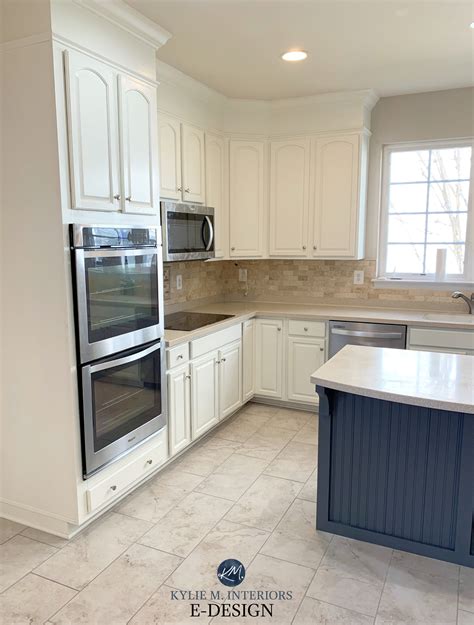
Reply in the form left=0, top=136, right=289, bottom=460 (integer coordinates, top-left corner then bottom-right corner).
left=239, top=268, right=247, bottom=282
left=353, top=270, right=364, bottom=285
left=176, top=274, right=182, bottom=290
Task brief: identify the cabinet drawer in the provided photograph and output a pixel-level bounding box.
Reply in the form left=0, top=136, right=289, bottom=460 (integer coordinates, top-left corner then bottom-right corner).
left=86, top=431, right=167, bottom=513
left=409, top=328, right=474, bottom=351
left=190, top=323, right=241, bottom=359
left=167, top=343, right=189, bottom=368
left=288, top=319, right=326, bottom=338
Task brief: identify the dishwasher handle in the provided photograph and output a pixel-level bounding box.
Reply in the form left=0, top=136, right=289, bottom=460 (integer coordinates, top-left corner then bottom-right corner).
left=331, top=328, right=404, bottom=340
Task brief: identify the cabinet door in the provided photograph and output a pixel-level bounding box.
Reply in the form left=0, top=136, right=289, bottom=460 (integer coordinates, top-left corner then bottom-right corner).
left=167, top=364, right=191, bottom=456
left=190, top=351, right=219, bottom=439
left=229, top=140, right=265, bottom=257
left=255, top=319, right=283, bottom=398
left=287, top=337, right=325, bottom=405
left=182, top=123, right=205, bottom=203
left=64, top=50, right=120, bottom=212
left=159, top=115, right=182, bottom=201
left=242, top=319, right=255, bottom=401
left=119, top=75, right=159, bottom=215
left=270, top=139, right=310, bottom=257
left=312, top=135, right=360, bottom=258
left=205, top=133, right=227, bottom=258
left=219, top=340, right=242, bottom=419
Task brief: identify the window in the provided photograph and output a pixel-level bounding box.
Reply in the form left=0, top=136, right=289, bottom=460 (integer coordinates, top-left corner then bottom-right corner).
left=378, top=140, right=473, bottom=283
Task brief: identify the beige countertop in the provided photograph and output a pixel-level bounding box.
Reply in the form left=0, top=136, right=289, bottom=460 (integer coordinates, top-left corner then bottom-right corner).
left=310, top=345, right=474, bottom=414
left=164, top=300, right=473, bottom=348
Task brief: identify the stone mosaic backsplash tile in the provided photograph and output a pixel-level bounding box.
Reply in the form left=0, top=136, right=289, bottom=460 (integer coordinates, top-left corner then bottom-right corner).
left=164, top=259, right=466, bottom=311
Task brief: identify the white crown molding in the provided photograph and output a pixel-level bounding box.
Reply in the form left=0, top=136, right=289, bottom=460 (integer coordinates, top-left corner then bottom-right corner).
left=72, top=0, right=172, bottom=50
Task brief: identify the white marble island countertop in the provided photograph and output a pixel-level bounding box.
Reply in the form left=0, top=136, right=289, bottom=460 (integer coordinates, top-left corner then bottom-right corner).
left=310, top=345, right=474, bottom=414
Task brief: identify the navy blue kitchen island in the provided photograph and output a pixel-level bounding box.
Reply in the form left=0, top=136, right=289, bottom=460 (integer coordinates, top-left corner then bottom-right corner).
left=311, top=345, right=474, bottom=568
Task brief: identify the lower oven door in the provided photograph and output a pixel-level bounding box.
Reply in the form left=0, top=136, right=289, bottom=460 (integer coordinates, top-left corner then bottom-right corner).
left=81, top=341, right=166, bottom=478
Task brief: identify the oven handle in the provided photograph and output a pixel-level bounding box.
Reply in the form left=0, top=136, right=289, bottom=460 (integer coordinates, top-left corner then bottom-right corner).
left=88, top=342, right=160, bottom=374
left=82, top=248, right=157, bottom=259
left=203, top=216, right=214, bottom=252
left=331, top=328, right=404, bottom=339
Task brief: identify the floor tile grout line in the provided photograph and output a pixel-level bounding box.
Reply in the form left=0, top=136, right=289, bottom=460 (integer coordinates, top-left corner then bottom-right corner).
left=30, top=570, right=79, bottom=592
left=373, top=546, right=394, bottom=621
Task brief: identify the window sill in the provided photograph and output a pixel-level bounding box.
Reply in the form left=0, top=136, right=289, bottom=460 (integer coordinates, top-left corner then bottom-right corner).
left=373, top=278, right=474, bottom=291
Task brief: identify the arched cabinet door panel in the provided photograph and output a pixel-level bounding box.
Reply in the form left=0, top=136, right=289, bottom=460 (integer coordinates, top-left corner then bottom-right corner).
left=159, top=115, right=182, bottom=201
left=119, top=75, right=159, bottom=215
left=181, top=123, right=205, bottom=204
left=65, top=50, right=120, bottom=212
left=205, top=133, right=227, bottom=258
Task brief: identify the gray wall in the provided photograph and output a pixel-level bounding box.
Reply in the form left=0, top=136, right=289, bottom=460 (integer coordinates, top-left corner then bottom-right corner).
left=365, top=87, right=474, bottom=259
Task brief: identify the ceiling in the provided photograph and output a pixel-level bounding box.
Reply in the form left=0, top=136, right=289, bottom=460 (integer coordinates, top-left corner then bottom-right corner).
left=126, top=0, right=474, bottom=100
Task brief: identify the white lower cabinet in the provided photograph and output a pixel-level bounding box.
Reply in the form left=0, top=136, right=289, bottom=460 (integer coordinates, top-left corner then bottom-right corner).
left=255, top=318, right=284, bottom=398
left=287, top=337, right=325, bottom=405
left=219, top=340, right=242, bottom=419
left=242, top=319, right=255, bottom=401
left=190, top=350, right=220, bottom=439
left=407, top=327, right=474, bottom=355
left=167, top=364, right=191, bottom=456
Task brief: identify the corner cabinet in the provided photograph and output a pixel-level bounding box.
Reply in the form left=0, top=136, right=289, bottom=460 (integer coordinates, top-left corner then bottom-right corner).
left=269, top=139, right=310, bottom=257
left=205, top=133, right=228, bottom=258
left=65, top=50, right=159, bottom=215
left=229, top=140, right=265, bottom=257
left=311, top=134, right=367, bottom=259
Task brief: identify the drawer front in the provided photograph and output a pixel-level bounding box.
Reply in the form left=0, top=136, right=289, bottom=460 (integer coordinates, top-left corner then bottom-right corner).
left=409, top=327, right=474, bottom=351
left=167, top=343, right=190, bottom=368
left=288, top=319, right=326, bottom=338
left=190, top=323, right=241, bottom=359
left=86, top=431, right=167, bottom=513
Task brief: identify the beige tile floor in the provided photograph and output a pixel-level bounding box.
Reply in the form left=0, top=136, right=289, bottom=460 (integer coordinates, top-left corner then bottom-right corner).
left=0, top=403, right=473, bottom=625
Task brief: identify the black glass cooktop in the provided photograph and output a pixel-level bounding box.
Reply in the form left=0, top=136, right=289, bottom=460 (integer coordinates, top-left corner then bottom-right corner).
left=165, top=311, right=235, bottom=332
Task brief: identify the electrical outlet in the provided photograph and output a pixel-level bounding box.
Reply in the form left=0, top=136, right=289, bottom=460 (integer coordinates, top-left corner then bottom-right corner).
left=239, top=268, right=247, bottom=282
left=176, top=274, right=182, bottom=290
left=353, top=270, right=364, bottom=285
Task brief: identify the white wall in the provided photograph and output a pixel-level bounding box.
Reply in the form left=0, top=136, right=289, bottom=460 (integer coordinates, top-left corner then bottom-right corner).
left=365, top=87, right=474, bottom=259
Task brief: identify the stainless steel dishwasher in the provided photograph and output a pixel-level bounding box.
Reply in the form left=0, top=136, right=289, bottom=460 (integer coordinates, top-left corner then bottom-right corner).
left=328, top=320, right=407, bottom=358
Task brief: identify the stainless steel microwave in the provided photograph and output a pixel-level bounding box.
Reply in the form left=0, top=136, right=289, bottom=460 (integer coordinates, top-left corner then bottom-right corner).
left=161, top=201, right=215, bottom=261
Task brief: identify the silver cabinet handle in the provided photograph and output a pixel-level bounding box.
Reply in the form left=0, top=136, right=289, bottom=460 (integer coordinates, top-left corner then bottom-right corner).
left=125, top=196, right=131, bottom=202
left=113, top=194, right=121, bottom=200
left=185, top=374, right=191, bottom=380
left=110, top=485, right=117, bottom=491
left=221, top=357, right=226, bottom=362
left=185, top=188, right=190, bottom=193
left=177, top=186, right=182, bottom=192
left=146, top=459, right=153, bottom=465
left=177, top=354, right=184, bottom=360
left=331, top=328, right=403, bottom=339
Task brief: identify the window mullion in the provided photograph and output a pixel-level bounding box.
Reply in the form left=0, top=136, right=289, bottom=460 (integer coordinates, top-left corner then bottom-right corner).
left=422, top=151, right=432, bottom=274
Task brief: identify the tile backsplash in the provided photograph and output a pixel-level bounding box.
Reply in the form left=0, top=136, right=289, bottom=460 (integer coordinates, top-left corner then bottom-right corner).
left=164, top=259, right=466, bottom=312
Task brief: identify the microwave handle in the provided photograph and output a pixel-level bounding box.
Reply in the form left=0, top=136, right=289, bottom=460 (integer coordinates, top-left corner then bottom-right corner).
left=203, top=216, right=214, bottom=252
left=88, top=342, right=160, bottom=374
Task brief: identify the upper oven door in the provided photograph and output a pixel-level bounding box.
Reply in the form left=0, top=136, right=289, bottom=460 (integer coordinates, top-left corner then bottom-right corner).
left=74, top=247, right=164, bottom=363
left=162, top=202, right=215, bottom=261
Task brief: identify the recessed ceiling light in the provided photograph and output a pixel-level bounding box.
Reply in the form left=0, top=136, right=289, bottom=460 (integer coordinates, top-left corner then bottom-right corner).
left=281, top=50, right=308, bottom=62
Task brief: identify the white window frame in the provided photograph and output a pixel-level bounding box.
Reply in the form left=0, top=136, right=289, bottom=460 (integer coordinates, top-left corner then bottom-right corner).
left=375, top=137, right=474, bottom=289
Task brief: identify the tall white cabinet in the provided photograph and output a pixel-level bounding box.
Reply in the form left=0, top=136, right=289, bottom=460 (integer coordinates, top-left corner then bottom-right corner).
left=269, top=139, right=310, bottom=257
left=65, top=50, right=159, bottom=215
left=229, top=140, right=266, bottom=257
left=205, top=133, right=227, bottom=258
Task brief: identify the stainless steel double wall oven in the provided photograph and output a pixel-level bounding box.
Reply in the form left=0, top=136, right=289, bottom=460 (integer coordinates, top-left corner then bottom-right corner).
left=70, top=225, right=166, bottom=477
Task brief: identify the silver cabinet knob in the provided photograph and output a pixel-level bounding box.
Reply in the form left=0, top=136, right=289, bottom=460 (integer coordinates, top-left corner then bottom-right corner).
left=185, top=188, right=190, bottom=193
left=177, top=186, right=182, bottom=192
left=110, top=485, right=117, bottom=491
left=231, top=247, right=235, bottom=251
left=113, top=194, right=121, bottom=200
left=185, top=374, right=191, bottom=380
left=125, top=196, right=131, bottom=202
left=302, top=246, right=306, bottom=250
left=313, top=245, right=317, bottom=250
left=221, top=357, right=226, bottom=362
left=146, top=459, right=153, bottom=465
left=177, top=354, right=183, bottom=360
left=216, top=360, right=221, bottom=365
left=304, top=327, right=308, bottom=331
left=277, top=327, right=282, bottom=332
left=320, top=347, right=324, bottom=352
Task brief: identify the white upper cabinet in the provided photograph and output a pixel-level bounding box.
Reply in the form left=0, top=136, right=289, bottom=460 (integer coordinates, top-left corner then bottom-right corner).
left=229, top=140, right=265, bottom=257
left=181, top=123, right=205, bottom=204
left=269, top=139, right=310, bottom=256
left=311, top=134, right=365, bottom=259
left=158, top=115, right=182, bottom=201
left=205, top=133, right=227, bottom=258
left=65, top=50, right=120, bottom=212
left=119, top=75, right=159, bottom=215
